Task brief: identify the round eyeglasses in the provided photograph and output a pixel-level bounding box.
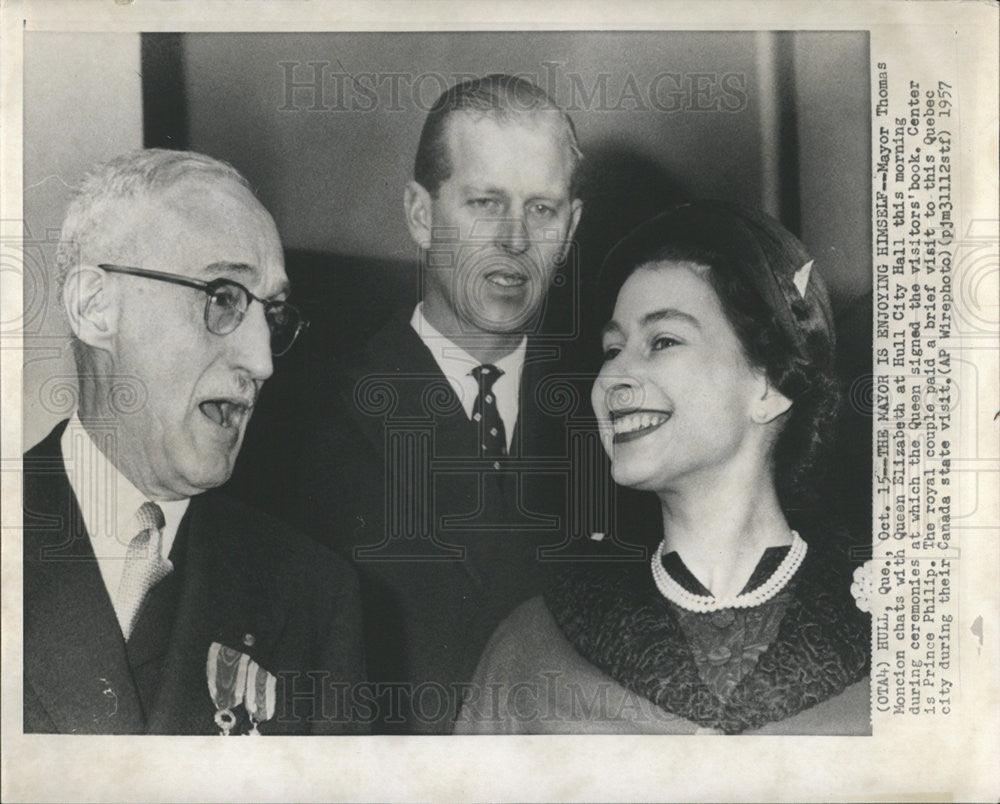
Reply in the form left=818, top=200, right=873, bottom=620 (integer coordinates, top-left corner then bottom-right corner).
left=100, top=264, right=308, bottom=356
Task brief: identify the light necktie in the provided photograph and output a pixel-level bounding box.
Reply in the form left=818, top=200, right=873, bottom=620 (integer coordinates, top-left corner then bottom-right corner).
left=471, top=364, right=507, bottom=465
left=116, top=501, right=172, bottom=640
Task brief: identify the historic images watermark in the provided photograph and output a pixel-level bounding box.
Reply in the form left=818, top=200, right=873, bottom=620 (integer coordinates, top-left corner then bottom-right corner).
left=278, top=62, right=749, bottom=114
left=271, top=672, right=679, bottom=729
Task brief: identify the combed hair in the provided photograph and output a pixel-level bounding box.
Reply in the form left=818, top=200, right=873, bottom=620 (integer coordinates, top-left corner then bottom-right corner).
left=413, top=73, right=583, bottom=197
left=55, top=148, right=251, bottom=292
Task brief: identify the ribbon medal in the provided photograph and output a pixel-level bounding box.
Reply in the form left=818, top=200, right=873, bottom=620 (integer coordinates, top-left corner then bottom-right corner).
left=244, top=658, right=277, bottom=735
left=206, top=642, right=249, bottom=735
left=206, top=641, right=279, bottom=735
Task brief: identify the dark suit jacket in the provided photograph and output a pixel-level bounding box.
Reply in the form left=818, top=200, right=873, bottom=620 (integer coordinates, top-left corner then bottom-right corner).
left=23, top=421, right=367, bottom=735
left=296, top=312, right=611, bottom=732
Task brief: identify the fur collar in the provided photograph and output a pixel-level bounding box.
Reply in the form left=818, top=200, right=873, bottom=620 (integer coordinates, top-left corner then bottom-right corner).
left=544, top=541, right=870, bottom=734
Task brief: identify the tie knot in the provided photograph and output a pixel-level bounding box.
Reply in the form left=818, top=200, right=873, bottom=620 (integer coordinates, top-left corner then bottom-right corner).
left=472, top=364, right=503, bottom=392
left=136, top=501, right=165, bottom=533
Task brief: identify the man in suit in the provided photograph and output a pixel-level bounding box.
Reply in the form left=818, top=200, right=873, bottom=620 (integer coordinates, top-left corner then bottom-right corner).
left=23, top=149, right=365, bottom=734
left=297, top=74, right=588, bottom=732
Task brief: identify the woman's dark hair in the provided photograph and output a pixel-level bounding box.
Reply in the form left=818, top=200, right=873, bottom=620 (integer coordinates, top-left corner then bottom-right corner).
left=597, top=200, right=840, bottom=516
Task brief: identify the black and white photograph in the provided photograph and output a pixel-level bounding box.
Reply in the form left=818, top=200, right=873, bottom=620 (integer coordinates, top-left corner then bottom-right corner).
left=2, top=1, right=997, bottom=801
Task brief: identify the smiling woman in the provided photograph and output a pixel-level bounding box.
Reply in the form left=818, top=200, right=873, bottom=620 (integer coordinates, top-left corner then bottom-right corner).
left=456, top=201, right=871, bottom=735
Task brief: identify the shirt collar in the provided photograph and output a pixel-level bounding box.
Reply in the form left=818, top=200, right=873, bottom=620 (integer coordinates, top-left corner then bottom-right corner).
left=60, top=413, right=189, bottom=590
left=409, top=303, right=527, bottom=433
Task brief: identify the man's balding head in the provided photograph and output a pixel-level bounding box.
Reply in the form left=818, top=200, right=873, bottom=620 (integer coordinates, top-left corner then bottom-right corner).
left=413, top=73, right=583, bottom=199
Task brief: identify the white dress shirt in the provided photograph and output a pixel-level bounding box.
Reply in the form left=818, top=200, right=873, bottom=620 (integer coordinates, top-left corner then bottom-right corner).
left=60, top=414, right=190, bottom=632
left=410, top=303, right=526, bottom=451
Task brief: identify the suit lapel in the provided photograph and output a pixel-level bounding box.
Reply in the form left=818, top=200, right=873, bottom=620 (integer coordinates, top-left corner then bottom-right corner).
left=348, top=315, right=573, bottom=457
left=145, top=493, right=280, bottom=734
left=23, top=423, right=145, bottom=733
left=515, top=342, right=571, bottom=458
left=502, top=343, right=567, bottom=524
left=24, top=426, right=293, bottom=735
left=346, top=315, right=472, bottom=456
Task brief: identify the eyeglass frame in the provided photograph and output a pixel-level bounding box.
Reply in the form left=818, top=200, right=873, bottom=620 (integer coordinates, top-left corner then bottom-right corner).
left=98, top=263, right=308, bottom=356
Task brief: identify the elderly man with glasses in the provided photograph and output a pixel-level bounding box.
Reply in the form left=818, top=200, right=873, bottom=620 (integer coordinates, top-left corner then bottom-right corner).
left=22, top=149, right=365, bottom=735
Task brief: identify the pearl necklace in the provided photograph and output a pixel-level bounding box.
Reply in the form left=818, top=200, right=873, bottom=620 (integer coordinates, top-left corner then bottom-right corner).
left=650, top=531, right=807, bottom=613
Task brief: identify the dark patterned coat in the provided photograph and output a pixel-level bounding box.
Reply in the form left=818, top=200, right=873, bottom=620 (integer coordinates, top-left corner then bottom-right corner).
left=456, top=536, right=870, bottom=735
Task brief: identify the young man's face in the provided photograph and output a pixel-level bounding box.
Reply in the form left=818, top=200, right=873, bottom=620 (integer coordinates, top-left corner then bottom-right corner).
left=407, top=111, right=582, bottom=338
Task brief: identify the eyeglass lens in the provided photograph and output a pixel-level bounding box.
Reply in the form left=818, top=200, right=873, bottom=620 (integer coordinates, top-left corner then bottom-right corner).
left=205, top=282, right=302, bottom=356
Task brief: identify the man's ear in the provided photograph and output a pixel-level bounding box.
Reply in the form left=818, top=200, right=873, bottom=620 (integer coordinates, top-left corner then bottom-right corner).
left=752, top=376, right=793, bottom=425
left=62, top=265, right=118, bottom=351
left=559, top=198, right=583, bottom=262
left=403, top=180, right=433, bottom=250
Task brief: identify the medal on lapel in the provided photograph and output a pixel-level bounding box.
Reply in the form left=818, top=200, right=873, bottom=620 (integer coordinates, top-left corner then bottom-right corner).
left=206, top=641, right=279, bottom=735
left=244, top=658, right=277, bottom=736
left=206, top=642, right=249, bottom=735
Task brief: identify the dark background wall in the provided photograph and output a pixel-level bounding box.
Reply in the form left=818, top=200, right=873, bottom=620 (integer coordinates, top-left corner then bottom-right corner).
left=177, top=31, right=870, bottom=302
